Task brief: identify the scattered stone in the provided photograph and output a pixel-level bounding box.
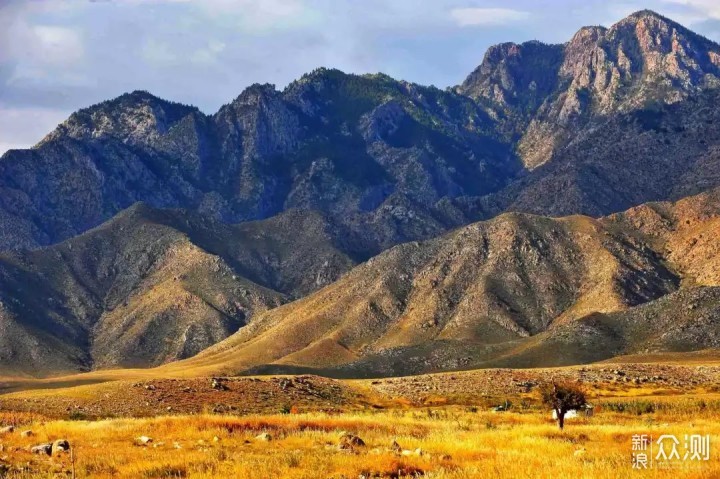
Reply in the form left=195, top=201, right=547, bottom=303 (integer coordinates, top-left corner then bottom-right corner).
left=30, top=443, right=52, bottom=455
left=136, top=436, right=153, bottom=445
left=390, top=440, right=402, bottom=453
left=20, top=430, right=33, bottom=438
left=255, top=432, right=272, bottom=442
left=339, top=433, right=365, bottom=449
left=51, top=439, right=70, bottom=456
left=211, top=378, right=228, bottom=391
left=0, top=426, right=14, bottom=435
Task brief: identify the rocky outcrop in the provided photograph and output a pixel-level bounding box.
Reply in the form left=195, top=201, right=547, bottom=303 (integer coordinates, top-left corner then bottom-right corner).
left=459, top=10, right=720, bottom=169
left=0, top=70, right=516, bottom=256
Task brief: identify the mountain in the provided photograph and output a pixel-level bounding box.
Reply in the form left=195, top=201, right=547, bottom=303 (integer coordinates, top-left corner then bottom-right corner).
left=0, top=75, right=517, bottom=258
left=459, top=10, right=720, bottom=217
left=459, top=10, right=720, bottom=166
left=2, top=10, right=720, bottom=376
left=0, top=204, right=358, bottom=375
left=167, top=188, right=720, bottom=378
left=4, top=11, right=720, bottom=253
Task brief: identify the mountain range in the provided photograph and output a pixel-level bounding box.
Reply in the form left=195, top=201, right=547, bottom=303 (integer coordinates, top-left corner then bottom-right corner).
left=2, top=10, right=720, bottom=376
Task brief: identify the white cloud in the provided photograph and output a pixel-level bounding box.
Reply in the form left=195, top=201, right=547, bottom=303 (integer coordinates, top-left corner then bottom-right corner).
left=662, top=0, right=720, bottom=20
left=118, top=0, right=309, bottom=29
left=142, top=38, right=178, bottom=64
left=0, top=107, right=72, bottom=156
left=31, top=25, right=85, bottom=65
left=191, top=40, right=226, bottom=64
left=449, top=7, right=530, bottom=27
left=0, top=20, right=84, bottom=66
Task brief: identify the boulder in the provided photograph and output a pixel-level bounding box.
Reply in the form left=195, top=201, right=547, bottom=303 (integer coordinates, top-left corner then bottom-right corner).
left=389, top=440, right=402, bottom=453
left=51, top=439, right=70, bottom=455
left=0, top=426, right=14, bottom=435
left=255, top=432, right=272, bottom=442
left=211, top=378, right=228, bottom=391
left=136, top=436, right=153, bottom=445
left=401, top=448, right=425, bottom=457
left=338, top=433, right=365, bottom=449
left=30, top=443, right=52, bottom=455
left=20, top=430, right=33, bottom=438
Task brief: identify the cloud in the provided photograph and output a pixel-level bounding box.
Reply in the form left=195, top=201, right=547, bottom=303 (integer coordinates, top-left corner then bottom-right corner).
left=0, top=107, right=72, bottom=156
left=142, top=38, right=178, bottom=65
left=110, top=0, right=310, bottom=30
left=449, top=7, right=530, bottom=27
left=190, top=40, right=226, bottom=64
left=30, top=26, right=85, bottom=65
left=0, top=19, right=84, bottom=67
left=662, top=0, right=720, bottom=20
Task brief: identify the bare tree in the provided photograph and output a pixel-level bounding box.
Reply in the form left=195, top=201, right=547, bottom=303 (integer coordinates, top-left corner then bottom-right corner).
left=540, top=381, right=587, bottom=430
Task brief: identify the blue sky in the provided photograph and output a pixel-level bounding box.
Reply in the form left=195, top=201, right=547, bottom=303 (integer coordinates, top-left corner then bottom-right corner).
left=1, top=0, right=720, bottom=154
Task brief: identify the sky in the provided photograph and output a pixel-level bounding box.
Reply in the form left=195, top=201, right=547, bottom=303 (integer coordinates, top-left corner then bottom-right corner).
left=1, top=0, right=720, bottom=155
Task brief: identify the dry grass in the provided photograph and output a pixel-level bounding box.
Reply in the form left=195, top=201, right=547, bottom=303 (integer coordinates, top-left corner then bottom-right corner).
left=1, top=401, right=720, bottom=478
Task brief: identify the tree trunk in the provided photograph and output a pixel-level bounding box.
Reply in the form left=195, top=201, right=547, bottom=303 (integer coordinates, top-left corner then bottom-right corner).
left=558, top=410, right=565, bottom=430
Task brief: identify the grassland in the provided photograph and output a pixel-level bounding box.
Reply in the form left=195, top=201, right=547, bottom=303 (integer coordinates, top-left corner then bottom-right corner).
left=1, top=403, right=720, bottom=478
left=2, top=359, right=720, bottom=478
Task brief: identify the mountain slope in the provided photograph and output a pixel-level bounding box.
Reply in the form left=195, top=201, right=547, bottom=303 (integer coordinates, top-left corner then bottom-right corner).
left=169, top=188, right=720, bottom=377
left=0, top=203, right=357, bottom=375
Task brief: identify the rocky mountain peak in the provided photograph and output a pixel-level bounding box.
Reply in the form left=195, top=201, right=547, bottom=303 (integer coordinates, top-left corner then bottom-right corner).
left=39, top=90, right=202, bottom=146
left=459, top=9, right=720, bottom=169
left=229, top=83, right=280, bottom=107
left=616, top=9, right=679, bottom=28
left=457, top=40, right=565, bottom=118
left=606, top=9, right=720, bottom=85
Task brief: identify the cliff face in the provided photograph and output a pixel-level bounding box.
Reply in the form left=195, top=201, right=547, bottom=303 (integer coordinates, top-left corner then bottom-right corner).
left=459, top=10, right=720, bottom=169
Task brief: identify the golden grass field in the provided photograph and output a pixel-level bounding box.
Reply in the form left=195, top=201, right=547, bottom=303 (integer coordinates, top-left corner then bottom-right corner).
left=2, top=395, right=720, bottom=477
left=1, top=405, right=720, bottom=478
left=2, top=357, right=720, bottom=478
